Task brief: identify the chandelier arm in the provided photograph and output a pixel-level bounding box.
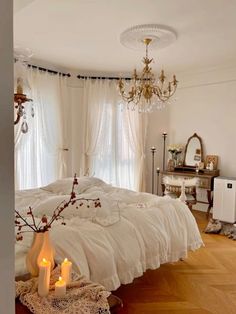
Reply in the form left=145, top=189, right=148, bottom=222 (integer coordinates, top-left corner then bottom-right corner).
left=14, top=112, right=21, bottom=125
left=154, top=85, right=177, bottom=102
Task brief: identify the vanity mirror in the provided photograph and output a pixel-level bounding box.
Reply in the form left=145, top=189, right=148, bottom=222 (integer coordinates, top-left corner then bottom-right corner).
left=183, top=133, right=203, bottom=167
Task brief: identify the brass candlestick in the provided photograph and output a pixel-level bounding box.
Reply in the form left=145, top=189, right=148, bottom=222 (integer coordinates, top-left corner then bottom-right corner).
left=162, top=132, right=167, bottom=171
left=151, top=146, right=157, bottom=194
left=156, top=167, right=160, bottom=195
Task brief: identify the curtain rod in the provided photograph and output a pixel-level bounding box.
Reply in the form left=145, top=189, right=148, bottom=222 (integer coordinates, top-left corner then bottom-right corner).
left=77, top=74, right=132, bottom=80
left=28, top=64, right=71, bottom=77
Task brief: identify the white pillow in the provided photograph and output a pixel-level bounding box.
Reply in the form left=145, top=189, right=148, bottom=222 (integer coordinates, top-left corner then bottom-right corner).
left=41, top=176, right=106, bottom=195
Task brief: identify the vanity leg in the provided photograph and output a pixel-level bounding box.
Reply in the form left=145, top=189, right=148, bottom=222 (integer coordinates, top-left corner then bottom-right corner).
left=207, top=189, right=213, bottom=217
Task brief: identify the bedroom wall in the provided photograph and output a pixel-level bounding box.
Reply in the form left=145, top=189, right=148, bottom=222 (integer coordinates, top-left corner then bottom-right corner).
left=0, top=0, right=15, bottom=312
left=145, top=65, right=236, bottom=203
left=145, top=105, right=170, bottom=194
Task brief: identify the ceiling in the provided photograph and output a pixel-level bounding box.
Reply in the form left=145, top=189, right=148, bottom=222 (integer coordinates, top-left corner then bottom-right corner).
left=14, top=0, right=236, bottom=76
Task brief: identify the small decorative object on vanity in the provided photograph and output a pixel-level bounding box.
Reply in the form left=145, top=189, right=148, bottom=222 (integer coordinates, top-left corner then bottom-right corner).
left=167, top=159, right=175, bottom=171
left=15, top=174, right=101, bottom=277
left=205, top=155, right=218, bottom=170
left=168, top=144, right=183, bottom=167
left=198, top=162, right=205, bottom=170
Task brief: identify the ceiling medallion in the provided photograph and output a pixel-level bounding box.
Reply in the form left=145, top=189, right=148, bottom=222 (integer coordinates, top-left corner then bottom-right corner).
left=118, top=24, right=178, bottom=112
left=120, top=24, right=177, bottom=51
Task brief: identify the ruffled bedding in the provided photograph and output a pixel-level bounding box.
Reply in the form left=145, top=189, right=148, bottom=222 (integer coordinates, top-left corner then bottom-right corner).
left=15, top=177, right=204, bottom=291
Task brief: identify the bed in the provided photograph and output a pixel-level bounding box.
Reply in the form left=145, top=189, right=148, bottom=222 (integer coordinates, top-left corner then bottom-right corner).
left=15, top=176, right=204, bottom=291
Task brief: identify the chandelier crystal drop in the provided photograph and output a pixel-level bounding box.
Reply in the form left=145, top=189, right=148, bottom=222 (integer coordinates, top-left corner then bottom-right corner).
left=118, top=38, right=178, bottom=112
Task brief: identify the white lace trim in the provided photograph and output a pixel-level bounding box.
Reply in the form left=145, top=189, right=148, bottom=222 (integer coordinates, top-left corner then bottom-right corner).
left=16, top=266, right=111, bottom=314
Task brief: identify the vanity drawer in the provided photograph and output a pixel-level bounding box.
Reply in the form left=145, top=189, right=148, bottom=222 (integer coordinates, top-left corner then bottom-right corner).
left=198, top=178, right=210, bottom=189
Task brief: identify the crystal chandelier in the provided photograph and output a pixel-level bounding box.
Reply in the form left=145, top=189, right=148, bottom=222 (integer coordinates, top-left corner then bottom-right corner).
left=118, top=38, right=178, bottom=112
left=14, top=49, right=34, bottom=133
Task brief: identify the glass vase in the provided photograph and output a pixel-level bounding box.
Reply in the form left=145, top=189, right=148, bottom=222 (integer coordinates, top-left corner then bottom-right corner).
left=26, top=231, right=55, bottom=277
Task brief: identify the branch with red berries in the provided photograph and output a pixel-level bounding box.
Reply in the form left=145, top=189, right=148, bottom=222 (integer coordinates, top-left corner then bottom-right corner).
left=15, top=174, right=101, bottom=241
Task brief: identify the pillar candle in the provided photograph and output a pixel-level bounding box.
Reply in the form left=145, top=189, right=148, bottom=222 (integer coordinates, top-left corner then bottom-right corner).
left=38, top=258, right=51, bottom=297
left=55, top=276, right=66, bottom=297
left=61, top=258, right=72, bottom=284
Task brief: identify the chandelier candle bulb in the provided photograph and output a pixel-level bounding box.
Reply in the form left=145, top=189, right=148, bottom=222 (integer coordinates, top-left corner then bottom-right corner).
left=61, top=258, right=72, bottom=284
left=38, top=258, right=51, bottom=297
left=55, top=276, right=66, bottom=297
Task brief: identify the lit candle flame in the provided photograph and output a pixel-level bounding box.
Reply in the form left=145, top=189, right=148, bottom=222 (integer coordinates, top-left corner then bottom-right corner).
left=59, top=276, right=62, bottom=282
left=64, top=258, right=68, bottom=263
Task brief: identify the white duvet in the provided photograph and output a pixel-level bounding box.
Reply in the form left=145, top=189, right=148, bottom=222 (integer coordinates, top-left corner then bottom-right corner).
left=15, top=177, right=203, bottom=291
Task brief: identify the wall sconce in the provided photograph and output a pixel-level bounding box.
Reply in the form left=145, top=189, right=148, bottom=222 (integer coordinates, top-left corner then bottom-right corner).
left=14, top=48, right=34, bottom=133
left=14, top=77, right=33, bottom=133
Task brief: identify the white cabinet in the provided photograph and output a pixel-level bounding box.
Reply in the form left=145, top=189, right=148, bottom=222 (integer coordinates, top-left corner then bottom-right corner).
left=213, top=177, right=236, bottom=223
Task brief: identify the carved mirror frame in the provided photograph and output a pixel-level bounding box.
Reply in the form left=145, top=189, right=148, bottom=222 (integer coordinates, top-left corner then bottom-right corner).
left=183, top=133, right=203, bottom=167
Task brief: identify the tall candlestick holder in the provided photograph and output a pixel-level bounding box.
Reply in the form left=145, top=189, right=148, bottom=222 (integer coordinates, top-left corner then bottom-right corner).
left=162, top=132, right=167, bottom=171
left=150, top=146, right=157, bottom=194
left=156, top=167, right=160, bottom=195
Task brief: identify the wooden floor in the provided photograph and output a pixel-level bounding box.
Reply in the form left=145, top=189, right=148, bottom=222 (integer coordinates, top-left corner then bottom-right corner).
left=115, top=210, right=236, bottom=314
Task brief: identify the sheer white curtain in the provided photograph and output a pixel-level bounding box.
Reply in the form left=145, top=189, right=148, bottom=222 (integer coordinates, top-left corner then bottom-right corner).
left=15, top=67, right=69, bottom=190
left=81, top=78, right=147, bottom=191
left=122, top=108, right=147, bottom=191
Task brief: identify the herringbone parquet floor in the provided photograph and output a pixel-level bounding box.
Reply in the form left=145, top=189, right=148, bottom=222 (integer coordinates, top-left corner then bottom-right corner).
left=115, top=210, right=236, bottom=314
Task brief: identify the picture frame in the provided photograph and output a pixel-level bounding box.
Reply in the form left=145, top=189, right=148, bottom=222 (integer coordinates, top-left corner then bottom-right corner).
left=205, top=155, right=218, bottom=170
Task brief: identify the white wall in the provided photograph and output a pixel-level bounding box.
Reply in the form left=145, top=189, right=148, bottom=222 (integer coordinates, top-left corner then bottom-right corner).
left=169, top=66, right=236, bottom=177
left=145, top=65, right=236, bottom=194
left=145, top=106, right=170, bottom=194
left=0, top=0, right=15, bottom=312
